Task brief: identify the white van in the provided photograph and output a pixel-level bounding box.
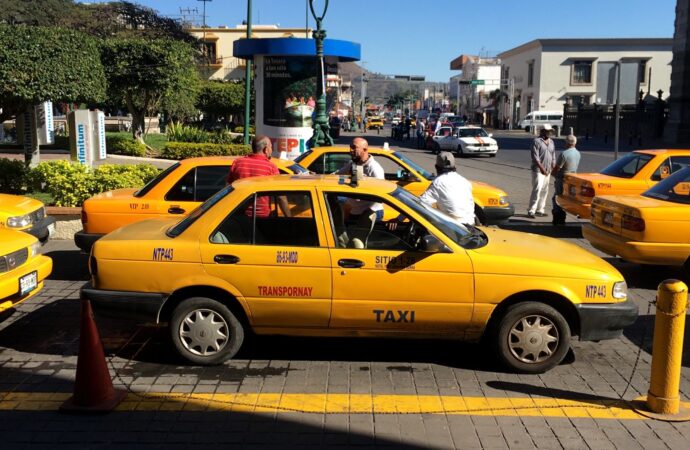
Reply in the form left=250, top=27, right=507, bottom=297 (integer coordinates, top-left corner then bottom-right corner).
left=518, top=111, right=563, bottom=134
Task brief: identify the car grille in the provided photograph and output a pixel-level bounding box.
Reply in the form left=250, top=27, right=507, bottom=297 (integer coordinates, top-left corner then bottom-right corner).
left=29, top=207, right=45, bottom=224
left=0, top=248, right=28, bottom=274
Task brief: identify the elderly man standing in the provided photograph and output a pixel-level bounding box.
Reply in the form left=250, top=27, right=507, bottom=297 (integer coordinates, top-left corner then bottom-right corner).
left=552, top=134, right=581, bottom=225
left=527, top=124, right=556, bottom=218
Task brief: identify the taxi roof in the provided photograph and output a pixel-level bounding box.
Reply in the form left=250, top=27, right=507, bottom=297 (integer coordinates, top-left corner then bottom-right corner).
left=231, top=173, right=399, bottom=194
left=633, top=149, right=690, bottom=156
left=306, top=145, right=396, bottom=154
left=176, top=155, right=241, bottom=166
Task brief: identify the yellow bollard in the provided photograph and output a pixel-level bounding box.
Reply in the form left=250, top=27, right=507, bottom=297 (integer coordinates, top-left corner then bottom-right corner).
left=635, top=279, right=690, bottom=421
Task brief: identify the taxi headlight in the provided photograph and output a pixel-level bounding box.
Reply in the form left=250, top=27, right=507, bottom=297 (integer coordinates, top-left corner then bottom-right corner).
left=613, top=281, right=627, bottom=299
left=29, top=241, right=41, bottom=257
left=499, top=196, right=509, bottom=205
left=7, top=214, right=32, bottom=228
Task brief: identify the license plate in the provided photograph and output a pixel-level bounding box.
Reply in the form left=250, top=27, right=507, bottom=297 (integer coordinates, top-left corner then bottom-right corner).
left=47, top=223, right=55, bottom=237
left=602, top=212, right=614, bottom=227
left=19, top=271, right=38, bottom=296
left=568, top=185, right=576, bottom=196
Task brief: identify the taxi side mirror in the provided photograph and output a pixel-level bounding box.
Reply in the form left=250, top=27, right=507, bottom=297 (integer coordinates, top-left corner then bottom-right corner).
left=418, top=234, right=451, bottom=253
left=400, top=171, right=419, bottom=183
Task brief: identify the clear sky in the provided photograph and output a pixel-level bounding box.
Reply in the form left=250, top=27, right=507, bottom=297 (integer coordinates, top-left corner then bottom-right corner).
left=82, top=0, right=677, bottom=81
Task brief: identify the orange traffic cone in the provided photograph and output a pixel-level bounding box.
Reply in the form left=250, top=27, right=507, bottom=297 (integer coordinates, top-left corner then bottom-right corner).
left=60, top=299, right=126, bottom=413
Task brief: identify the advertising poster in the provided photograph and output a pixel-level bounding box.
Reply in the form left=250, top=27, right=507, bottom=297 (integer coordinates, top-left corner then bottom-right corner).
left=255, top=55, right=339, bottom=160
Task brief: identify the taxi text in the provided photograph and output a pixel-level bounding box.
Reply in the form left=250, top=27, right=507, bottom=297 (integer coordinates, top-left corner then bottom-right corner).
left=373, top=309, right=415, bottom=323
left=258, top=286, right=313, bottom=297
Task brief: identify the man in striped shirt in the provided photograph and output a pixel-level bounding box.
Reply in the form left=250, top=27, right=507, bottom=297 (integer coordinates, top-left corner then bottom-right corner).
left=227, top=135, right=290, bottom=217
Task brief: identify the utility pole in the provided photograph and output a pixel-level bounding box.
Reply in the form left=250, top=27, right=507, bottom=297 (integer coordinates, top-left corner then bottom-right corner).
left=614, top=61, right=622, bottom=160
left=197, top=0, right=212, bottom=41
left=243, top=0, right=252, bottom=145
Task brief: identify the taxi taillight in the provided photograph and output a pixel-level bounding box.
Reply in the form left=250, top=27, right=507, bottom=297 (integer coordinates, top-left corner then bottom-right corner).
left=81, top=210, right=87, bottom=224
left=580, top=185, right=595, bottom=197
left=622, top=214, right=645, bottom=232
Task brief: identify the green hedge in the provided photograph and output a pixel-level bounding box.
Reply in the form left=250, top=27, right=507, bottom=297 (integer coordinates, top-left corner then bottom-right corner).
left=0, top=158, right=160, bottom=207
left=160, top=142, right=251, bottom=160
left=105, top=135, right=147, bottom=157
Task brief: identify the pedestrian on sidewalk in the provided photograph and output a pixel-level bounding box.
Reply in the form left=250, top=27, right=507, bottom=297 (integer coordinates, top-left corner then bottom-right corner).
left=527, top=124, right=556, bottom=218
left=551, top=134, right=581, bottom=225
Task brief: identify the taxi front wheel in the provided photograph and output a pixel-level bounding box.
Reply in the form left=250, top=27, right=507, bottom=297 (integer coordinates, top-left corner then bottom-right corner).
left=170, top=297, right=244, bottom=365
left=493, top=302, right=571, bottom=374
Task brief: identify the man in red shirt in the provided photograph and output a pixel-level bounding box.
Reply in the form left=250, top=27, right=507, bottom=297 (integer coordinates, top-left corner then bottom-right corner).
left=227, top=135, right=289, bottom=217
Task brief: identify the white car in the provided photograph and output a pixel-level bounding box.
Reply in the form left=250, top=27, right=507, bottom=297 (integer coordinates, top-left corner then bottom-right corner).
left=433, top=126, right=498, bottom=157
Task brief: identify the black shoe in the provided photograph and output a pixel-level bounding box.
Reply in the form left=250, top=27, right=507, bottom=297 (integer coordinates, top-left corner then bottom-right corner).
left=527, top=212, right=536, bottom=219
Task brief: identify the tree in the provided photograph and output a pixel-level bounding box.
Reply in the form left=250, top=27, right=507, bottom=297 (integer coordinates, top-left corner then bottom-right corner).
left=0, top=24, right=106, bottom=165
left=101, top=37, right=199, bottom=141
left=195, top=81, right=245, bottom=126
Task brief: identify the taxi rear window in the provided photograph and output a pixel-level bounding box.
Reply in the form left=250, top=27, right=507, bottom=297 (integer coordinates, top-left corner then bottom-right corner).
left=167, top=185, right=234, bottom=237
left=134, top=163, right=179, bottom=198
left=600, top=153, right=653, bottom=178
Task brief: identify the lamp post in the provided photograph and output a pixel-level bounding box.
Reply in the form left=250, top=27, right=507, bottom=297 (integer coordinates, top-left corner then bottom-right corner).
left=242, top=0, right=252, bottom=145
left=308, top=0, right=334, bottom=148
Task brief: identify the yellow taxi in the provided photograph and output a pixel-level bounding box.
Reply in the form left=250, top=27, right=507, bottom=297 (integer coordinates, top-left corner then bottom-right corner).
left=0, top=229, right=53, bottom=313
left=583, top=167, right=690, bottom=268
left=294, top=146, right=514, bottom=224
left=0, top=194, right=56, bottom=242
left=557, top=149, right=690, bottom=219
left=366, top=117, right=384, bottom=130
left=83, top=175, right=636, bottom=373
left=75, top=156, right=309, bottom=252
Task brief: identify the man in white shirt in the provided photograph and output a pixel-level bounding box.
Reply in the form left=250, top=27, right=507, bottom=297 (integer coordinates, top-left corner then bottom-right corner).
left=419, top=151, right=475, bottom=225
left=336, top=137, right=385, bottom=247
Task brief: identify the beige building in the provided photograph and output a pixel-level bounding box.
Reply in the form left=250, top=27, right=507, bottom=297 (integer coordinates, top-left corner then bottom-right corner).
left=189, top=25, right=310, bottom=80
left=498, top=38, right=673, bottom=123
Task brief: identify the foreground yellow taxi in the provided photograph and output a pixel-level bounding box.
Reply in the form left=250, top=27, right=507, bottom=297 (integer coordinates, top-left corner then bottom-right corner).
left=75, top=156, right=309, bottom=252
left=557, top=149, right=690, bottom=219
left=0, top=194, right=56, bottom=242
left=0, top=229, right=53, bottom=313
left=83, top=175, right=635, bottom=373
left=294, top=146, right=514, bottom=224
left=583, top=167, right=690, bottom=268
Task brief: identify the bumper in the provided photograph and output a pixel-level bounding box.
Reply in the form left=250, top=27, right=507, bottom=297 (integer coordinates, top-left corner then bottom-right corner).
left=0, top=255, right=53, bottom=310
left=24, top=216, right=56, bottom=242
left=74, top=231, right=104, bottom=253
left=576, top=297, right=638, bottom=341
left=81, top=282, right=167, bottom=323
left=464, top=146, right=498, bottom=154
left=481, top=204, right=515, bottom=225
left=556, top=195, right=591, bottom=219
left=583, top=223, right=690, bottom=266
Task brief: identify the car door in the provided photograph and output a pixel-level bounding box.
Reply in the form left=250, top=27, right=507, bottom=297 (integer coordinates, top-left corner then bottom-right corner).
left=200, top=189, right=332, bottom=328
left=163, top=165, right=231, bottom=217
left=319, top=190, right=474, bottom=333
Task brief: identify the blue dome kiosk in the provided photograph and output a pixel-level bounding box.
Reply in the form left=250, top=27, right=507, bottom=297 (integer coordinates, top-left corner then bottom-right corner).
left=234, top=37, right=360, bottom=158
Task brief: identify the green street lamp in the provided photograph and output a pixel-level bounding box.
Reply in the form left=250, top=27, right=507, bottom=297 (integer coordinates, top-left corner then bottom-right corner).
left=308, top=0, right=334, bottom=148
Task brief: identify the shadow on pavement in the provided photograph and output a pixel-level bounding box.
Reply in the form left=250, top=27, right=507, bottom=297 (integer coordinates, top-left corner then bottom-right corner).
left=44, top=250, right=90, bottom=281
left=604, top=258, right=689, bottom=290
left=497, top=221, right=583, bottom=238
left=622, top=313, right=690, bottom=368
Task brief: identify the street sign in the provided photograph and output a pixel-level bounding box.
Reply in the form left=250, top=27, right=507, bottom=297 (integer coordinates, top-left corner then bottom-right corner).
left=470, top=80, right=485, bottom=85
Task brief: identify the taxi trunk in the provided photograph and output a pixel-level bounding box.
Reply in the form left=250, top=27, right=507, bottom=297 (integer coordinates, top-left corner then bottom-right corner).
left=559, top=173, right=650, bottom=219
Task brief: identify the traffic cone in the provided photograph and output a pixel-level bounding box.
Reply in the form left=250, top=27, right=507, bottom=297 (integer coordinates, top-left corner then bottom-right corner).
left=60, top=299, right=126, bottom=413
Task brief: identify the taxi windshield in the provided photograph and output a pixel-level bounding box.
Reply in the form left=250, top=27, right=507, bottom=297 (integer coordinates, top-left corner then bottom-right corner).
left=293, top=150, right=313, bottom=165
left=167, top=185, right=234, bottom=237
left=391, top=187, right=486, bottom=249
left=392, top=152, right=435, bottom=180
left=134, top=163, right=179, bottom=197
left=600, top=152, right=653, bottom=178
left=458, top=128, right=488, bottom=138
left=643, top=167, right=690, bottom=205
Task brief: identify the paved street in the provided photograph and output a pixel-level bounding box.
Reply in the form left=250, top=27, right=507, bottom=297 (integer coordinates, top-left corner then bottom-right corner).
left=1, top=131, right=690, bottom=448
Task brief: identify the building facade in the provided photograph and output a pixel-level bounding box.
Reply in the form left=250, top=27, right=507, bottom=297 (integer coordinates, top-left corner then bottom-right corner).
left=449, top=55, right=501, bottom=122
left=498, top=39, right=673, bottom=124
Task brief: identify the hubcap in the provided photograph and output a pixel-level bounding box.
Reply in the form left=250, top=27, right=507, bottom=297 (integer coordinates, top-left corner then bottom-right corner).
left=179, top=308, right=229, bottom=356
left=508, top=314, right=559, bottom=364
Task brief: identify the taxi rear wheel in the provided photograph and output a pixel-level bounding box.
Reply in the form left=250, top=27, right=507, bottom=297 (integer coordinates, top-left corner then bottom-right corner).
left=170, top=297, right=244, bottom=365
left=493, top=302, right=571, bottom=374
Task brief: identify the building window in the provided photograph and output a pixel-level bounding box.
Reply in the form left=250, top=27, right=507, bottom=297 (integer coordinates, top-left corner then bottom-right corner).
left=527, top=62, right=534, bottom=87
left=639, top=60, right=648, bottom=84
left=571, top=61, right=593, bottom=85
left=202, top=41, right=218, bottom=64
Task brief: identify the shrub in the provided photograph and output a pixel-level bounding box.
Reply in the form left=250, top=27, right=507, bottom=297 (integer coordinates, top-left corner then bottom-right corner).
left=233, top=126, right=255, bottom=135
left=166, top=122, right=235, bottom=144
left=106, top=135, right=147, bottom=156
left=0, top=158, right=29, bottom=194
left=160, top=142, right=250, bottom=160
left=27, top=160, right=159, bottom=207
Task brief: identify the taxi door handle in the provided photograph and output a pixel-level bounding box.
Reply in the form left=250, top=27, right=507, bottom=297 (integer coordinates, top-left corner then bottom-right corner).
left=214, top=254, right=240, bottom=264
left=338, top=259, right=364, bottom=268
left=168, top=206, right=186, bottom=214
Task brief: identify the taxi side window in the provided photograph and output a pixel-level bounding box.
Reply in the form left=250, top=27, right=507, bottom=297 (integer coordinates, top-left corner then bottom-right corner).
left=651, top=158, right=672, bottom=181
left=211, top=191, right=319, bottom=247
left=670, top=156, right=690, bottom=174
left=166, top=166, right=230, bottom=202
left=324, top=192, right=425, bottom=251
left=377, top=156, right=411, bottom=182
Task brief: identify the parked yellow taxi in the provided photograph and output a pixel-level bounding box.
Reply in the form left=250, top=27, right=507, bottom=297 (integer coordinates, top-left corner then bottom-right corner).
left=75, top=156, right=309, bottom=252
left=294, top=146, right=514, bottom=224
left=0, top=194, right=56, bottom=242
left=557, top=149, right=690, bottom=219
left=366, top=117, right=384, bottom=130
left=83, top=175, right=635, bottom=373
left=0, top=229, right=52, bottom=313
left=583, top=167, right=690, bottom=268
